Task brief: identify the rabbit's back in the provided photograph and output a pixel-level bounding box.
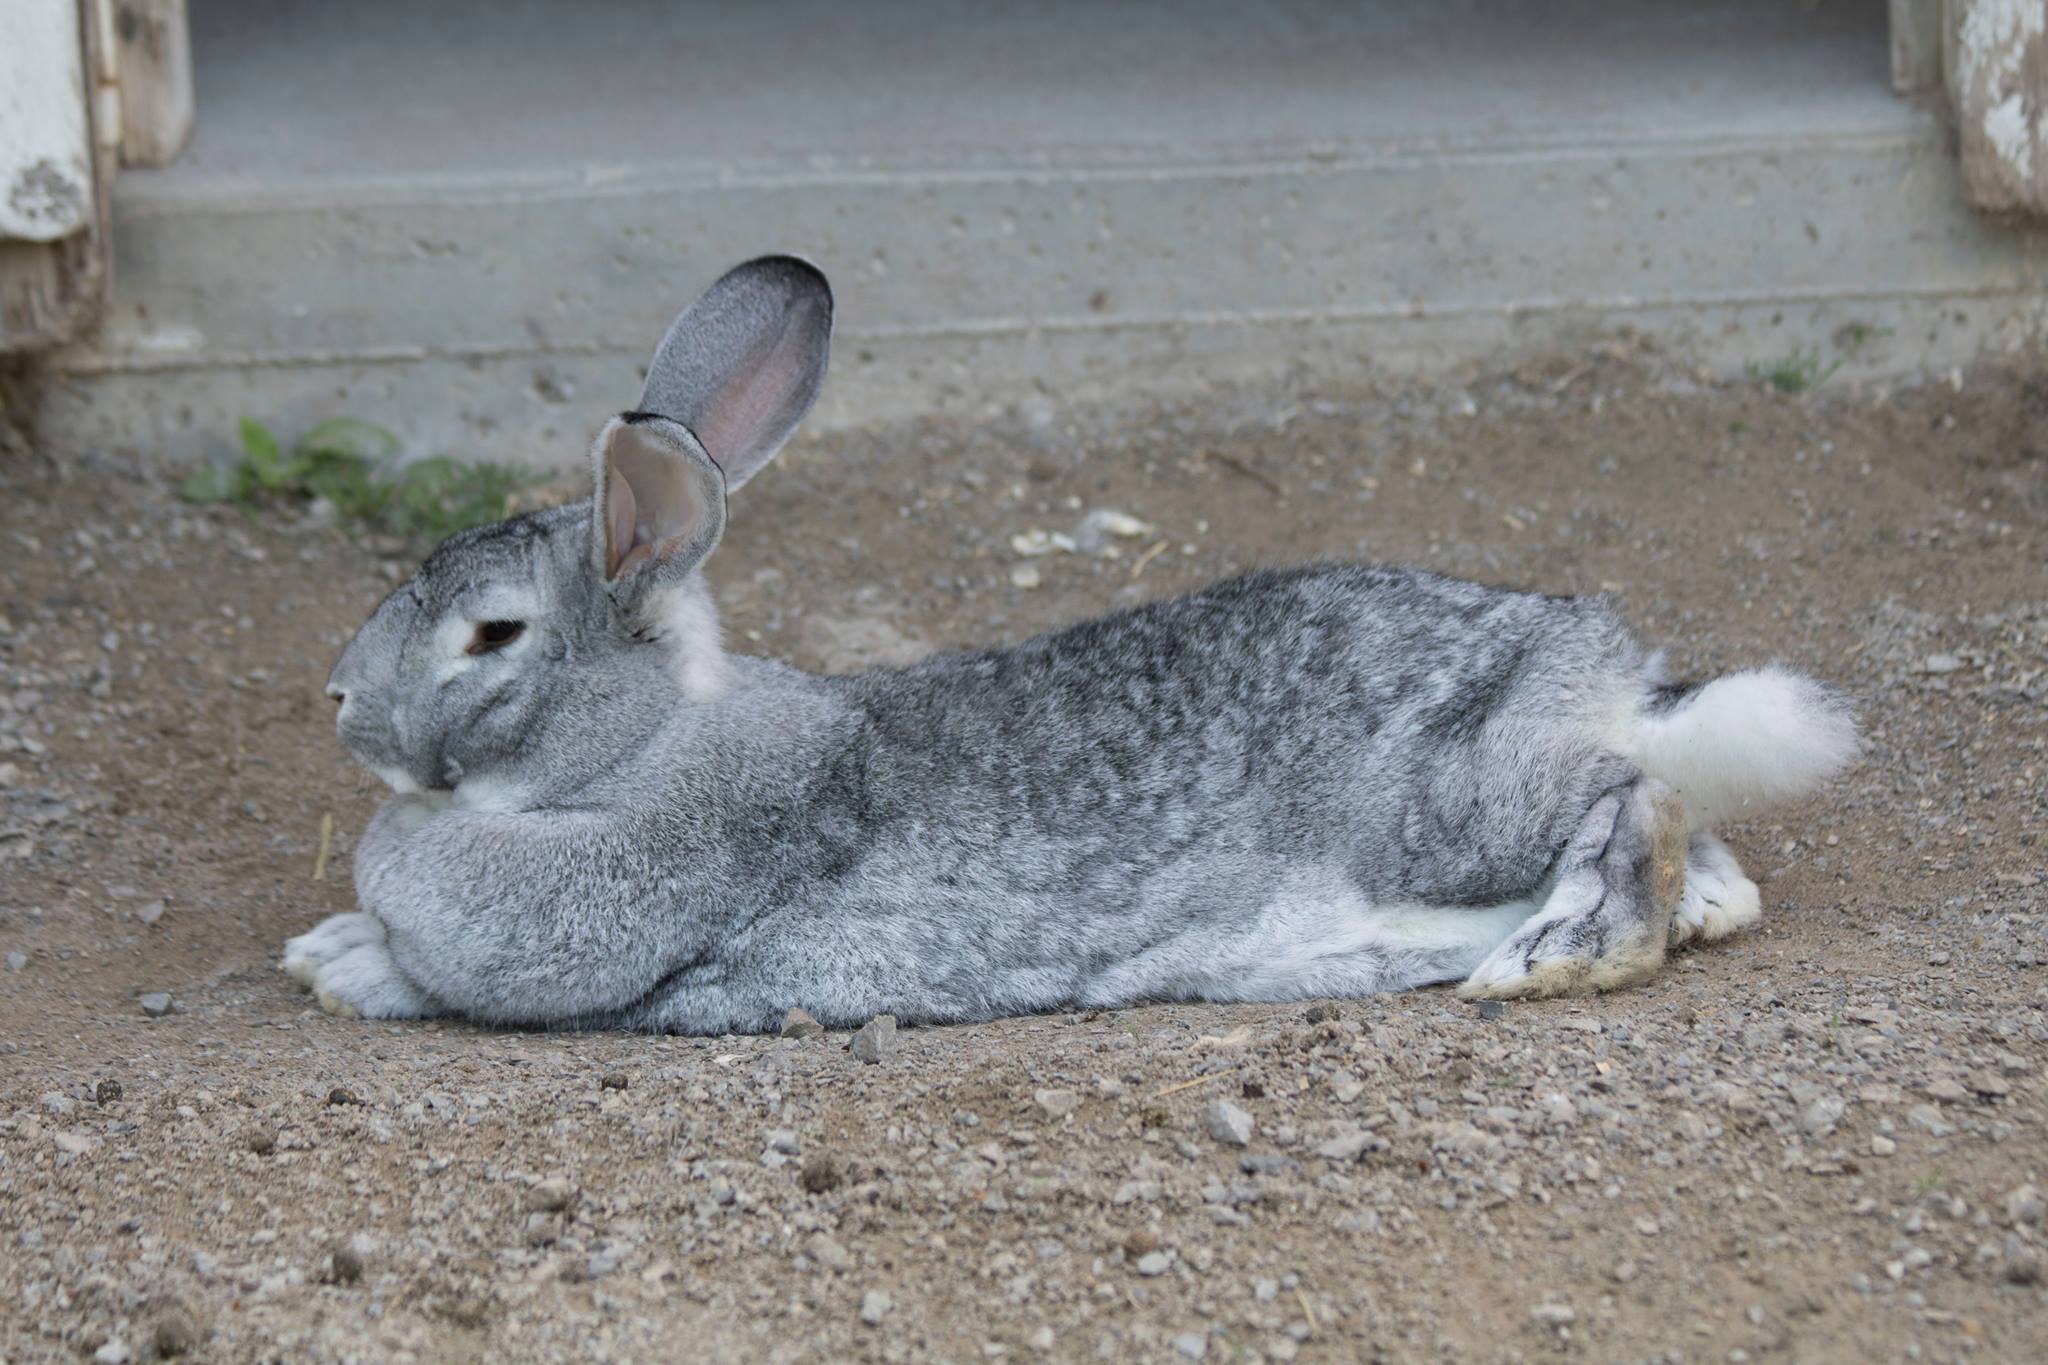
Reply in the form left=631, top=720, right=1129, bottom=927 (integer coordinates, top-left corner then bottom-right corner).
left=638, top=565, right=1648, bottom=1028
left=725, top=566, right=1649, bottom=1009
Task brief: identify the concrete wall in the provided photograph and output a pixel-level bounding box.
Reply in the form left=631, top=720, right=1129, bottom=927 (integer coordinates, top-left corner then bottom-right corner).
left=30, top=1, right=2048, bottom=467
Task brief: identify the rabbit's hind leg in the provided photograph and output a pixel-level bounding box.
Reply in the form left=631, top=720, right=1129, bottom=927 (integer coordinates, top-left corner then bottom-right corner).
left=1458, top=777, right=1687, bottom=1001
left=1669, top=833, right=1761, bottom=947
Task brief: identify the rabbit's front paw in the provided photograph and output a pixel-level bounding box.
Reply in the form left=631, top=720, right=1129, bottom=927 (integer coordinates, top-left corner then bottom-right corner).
left=281, top=913, right=438, bottom=1020
left=282, top=912, right=385, bottom=986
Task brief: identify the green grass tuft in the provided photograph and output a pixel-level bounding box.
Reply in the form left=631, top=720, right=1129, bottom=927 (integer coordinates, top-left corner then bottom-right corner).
left=179, top=417, right=532, bottom=544
left=1745, top=348, right=1841, bottom=395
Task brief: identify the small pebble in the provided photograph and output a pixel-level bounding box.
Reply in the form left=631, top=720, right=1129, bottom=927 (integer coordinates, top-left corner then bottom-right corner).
left=599, top=1072, right=629, bottom=1091
left=1924, top=1077, right=1970, bottom=1104
left=324, top=1241, right=364, bottom=1285
left=152, top=1303, right=201, bottom=1357
left=850, top=1015, right=898, bottom=1064
left=94, top=1079, right=122, bottom=1105
left=1797, top=1095, right=1845, bottom=1136
left=139, top=993, right=172, bottom=1017
left=860, top=1289, right=892, bottom=1325
left=1136, top=1251, right=1172, bottom=1277
left=524, top=1178, right=577, bottom=1213
left=1313, top=1130, right=1373, bottom=1162
left=1033, top=1088, right=1078, bottom=1121
left=781, top=1007, right=825, bottom=1040
left=1201, top=1099, right=1255, bottom=1147
left=799, top=1152, right=846, bottom=1194
left=1965, top=1070, right=2011, bottom=1098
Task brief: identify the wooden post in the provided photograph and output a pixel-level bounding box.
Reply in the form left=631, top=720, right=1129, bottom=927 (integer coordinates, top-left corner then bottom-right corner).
left=1891, top=0, right=1946, bottom=92
left=0, top=0, right=113, bottom=351
left=114, top=0, right=194, bottom=168
left=1944, top=0, right=2047, bottom=215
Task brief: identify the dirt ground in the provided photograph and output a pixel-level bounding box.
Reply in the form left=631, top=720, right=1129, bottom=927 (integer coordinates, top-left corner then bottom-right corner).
left=1, top=349, right=2045, bottom=1365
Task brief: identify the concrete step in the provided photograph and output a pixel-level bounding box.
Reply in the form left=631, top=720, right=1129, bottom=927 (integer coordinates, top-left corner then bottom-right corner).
left=39, top=0, right=2048, bottom=467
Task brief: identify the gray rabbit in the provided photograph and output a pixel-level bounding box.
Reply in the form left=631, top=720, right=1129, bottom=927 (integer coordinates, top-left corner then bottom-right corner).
left=285, top=256, right=1858, bottom=1033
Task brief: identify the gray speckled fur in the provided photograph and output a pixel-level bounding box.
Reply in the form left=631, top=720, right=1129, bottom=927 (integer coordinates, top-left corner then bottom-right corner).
left=339, top=550, right=1634, bottom=1033
left=292, top=256, right=1858, bottom=1033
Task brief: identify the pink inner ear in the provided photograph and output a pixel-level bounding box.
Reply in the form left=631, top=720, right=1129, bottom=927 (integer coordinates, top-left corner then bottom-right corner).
left=605, top=468, right=639, bottom=578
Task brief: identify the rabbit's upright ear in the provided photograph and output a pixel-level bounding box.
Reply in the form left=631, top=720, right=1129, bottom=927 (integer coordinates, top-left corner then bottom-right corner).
left=637, top=255, right=833, bottom=490
left=590, top=414, right=727, bottom=623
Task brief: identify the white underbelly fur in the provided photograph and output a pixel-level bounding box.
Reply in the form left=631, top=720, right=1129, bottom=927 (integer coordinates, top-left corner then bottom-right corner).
left=1082, top=868, right=1538, bottom=1006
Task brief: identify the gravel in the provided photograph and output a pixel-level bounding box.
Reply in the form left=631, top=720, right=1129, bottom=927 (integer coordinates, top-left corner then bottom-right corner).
left=3, top=360, right=2046, bottom=1363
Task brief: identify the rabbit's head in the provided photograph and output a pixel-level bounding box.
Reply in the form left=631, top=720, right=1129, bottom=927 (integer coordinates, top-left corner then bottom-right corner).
left=325, top=256, right=833, bottom=805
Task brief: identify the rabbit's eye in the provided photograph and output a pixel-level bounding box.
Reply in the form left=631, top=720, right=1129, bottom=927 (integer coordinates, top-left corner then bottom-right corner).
left=467, top=620, right=526, bottom=655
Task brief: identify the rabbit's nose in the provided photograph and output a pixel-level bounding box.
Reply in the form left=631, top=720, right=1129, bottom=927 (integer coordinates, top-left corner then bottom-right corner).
left=326, top=683, right=347, bottom=705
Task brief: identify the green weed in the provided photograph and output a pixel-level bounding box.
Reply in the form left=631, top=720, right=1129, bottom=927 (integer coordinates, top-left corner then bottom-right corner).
left=1745, top=348, right=1841, bottom=395
left=180, top=417, right=530, bottom=543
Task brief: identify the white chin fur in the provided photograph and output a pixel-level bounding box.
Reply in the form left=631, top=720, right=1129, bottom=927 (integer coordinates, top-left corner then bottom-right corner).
left=372, top=764, right=422, bottom=795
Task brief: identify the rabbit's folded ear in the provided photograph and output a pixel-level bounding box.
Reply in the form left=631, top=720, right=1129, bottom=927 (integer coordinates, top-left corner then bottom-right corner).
left=637, top=255, right=833, bottom=490
left=590, top=414, right=727, bottom=622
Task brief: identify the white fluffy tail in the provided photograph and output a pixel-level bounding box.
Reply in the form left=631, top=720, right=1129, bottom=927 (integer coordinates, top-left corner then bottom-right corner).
left=1623, top=667, right=1858, bottom=829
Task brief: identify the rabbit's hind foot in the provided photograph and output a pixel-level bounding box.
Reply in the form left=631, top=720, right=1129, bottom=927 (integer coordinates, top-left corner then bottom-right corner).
left=1457, top=779, right=1687, bottom=1001
left=1669, top=833, right=1762, bottom=946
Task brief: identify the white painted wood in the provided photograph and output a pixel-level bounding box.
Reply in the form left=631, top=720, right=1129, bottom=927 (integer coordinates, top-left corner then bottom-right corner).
left=0, top=0, right=95, bottom=242
left=1946, top=0, right=2047, bottom=213
left=1, top=0, right=113, bottom=349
